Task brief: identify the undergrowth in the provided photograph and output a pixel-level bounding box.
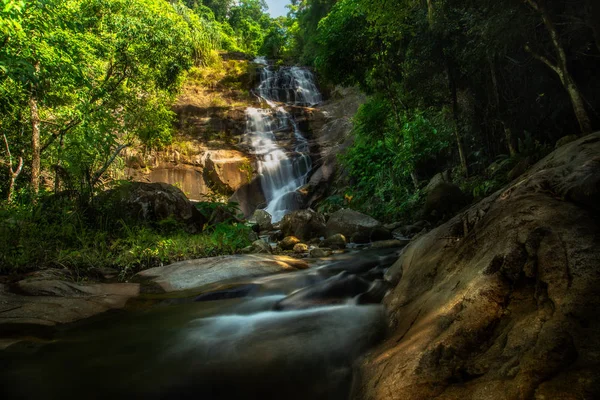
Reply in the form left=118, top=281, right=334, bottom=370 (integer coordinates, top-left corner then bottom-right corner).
left=0, top=196, right=252, bottom=279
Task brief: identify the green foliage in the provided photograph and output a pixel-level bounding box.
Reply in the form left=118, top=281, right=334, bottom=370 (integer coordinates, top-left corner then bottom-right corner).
left=0, top=197, right=252, bottom=277
left=340, top=96, right=449, bottom=220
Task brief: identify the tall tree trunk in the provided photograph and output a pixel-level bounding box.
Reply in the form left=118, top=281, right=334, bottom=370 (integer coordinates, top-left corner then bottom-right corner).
left=3, top=134, right=24, bottom=202
left=447, top=60, right=469, bottom=177
left=29, top=94, right=40, bottom=195
left=30, top=60, right=41, bottom=195
left=488, top=56, right=517, bottom=156
left=585, top=0, right=600, bottom=53
left=524, top=0, right=592, bottom=134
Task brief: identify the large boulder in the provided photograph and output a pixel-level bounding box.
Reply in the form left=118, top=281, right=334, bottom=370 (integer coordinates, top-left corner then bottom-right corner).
left=229, top=176, right=266, bottom=218
left=423, top=181, right=469, bottom=221
left=0, top=272, right=139, bottom=347
left=325, top=208, right=384, bottom=240
left=353, top=132, right=600, bottom=400
left=135, top=254, right=308, bottom=293
left=96, top=182, right=207, bottom=232
left=250, top=209, right=273, bottom=231
left=280, top=209, right=327, bottom=241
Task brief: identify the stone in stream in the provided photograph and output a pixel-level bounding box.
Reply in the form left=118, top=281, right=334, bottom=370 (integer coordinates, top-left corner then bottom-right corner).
left=135, top=254, right=308, bottom=293
left=0, top=271, right=139, bottom=347
left=280, top=235, right=301, bottom=250
left=250, top=209, right=273, bottom=231
left=194, top=284, right=259, bottom=302
left=325, top=208, right=383, bottom=239
left=293, top=243, right=309, bottom=253
left=274, top=272, right=373, bottom=310
left=323, top=233, right=347, bottom=249
left=280, top=209, right=327, bottom=240
left=310, top=248, right=333, bottom=258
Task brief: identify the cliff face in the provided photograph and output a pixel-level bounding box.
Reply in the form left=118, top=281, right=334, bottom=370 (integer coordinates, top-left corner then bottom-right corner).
left=352, top=133, right=600, bottom=399
left=124, top=54, right=257, bottom=201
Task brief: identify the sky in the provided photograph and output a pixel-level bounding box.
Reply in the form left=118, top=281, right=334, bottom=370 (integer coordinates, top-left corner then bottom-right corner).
left=265, top=0, right=290, bottom=18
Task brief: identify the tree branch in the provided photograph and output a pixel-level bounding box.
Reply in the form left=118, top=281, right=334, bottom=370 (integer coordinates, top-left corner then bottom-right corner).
left=524, top=44, right=561, bottom=75
left=91, top=143, right=130, bottom=187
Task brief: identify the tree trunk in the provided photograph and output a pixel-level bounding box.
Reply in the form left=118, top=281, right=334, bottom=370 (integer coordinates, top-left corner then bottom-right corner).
left=447, top=60, right=469, bottom=177
left=524, top=0, right=593, bottom=134
left=30, top=60, right=41, bottom=195
left=585, top=0, right=600, bottom=53
left=504, top=126, right=517, bottom=157
left=3, top=134, right=23, bottom=202
left=29, top=94, right=40, bottom=195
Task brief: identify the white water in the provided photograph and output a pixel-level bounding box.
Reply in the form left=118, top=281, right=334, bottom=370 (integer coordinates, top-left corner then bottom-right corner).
left=245, top=59, right=322, bottom=222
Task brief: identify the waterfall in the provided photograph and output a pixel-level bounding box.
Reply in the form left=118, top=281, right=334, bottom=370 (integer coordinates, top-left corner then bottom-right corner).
left=245, top=59, right=322, bottom=222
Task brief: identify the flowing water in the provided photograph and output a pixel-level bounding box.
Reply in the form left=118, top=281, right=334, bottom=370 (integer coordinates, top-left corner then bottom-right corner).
left=0, top=247, right=402, bottom=400
left=0, top=60, right=395, bottom=400
left=245, top=58, right=321, bottom=222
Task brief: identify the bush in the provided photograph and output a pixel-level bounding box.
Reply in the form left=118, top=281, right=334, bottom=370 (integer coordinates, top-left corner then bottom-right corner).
left=0, top=196, right=251, bottom=278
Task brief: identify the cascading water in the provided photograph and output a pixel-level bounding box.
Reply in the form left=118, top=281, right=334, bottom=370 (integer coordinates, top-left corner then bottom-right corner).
left=245, top=58, right=322, bottom=222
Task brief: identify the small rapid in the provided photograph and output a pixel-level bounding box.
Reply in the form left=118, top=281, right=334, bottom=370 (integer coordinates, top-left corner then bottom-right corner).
left=245, top=58, right=321, bottom=222
left=0, top=247, right=402, bottom=400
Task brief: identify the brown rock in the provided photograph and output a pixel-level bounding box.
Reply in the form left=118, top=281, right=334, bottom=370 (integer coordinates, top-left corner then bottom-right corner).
left=280, top=209, right=326, bottom=241
left=293, top=243, right=309, bottom=253
left=323, top=234, right=347, bottom=250
left=280, top=236, right=301, bottom=251
left=354, top=132, right=600, bottom=400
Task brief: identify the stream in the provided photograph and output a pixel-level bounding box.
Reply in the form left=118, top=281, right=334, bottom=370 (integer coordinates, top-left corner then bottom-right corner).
left=0, top=61, right=395, bottom=400
left=0, top=247, right=401, bottom=400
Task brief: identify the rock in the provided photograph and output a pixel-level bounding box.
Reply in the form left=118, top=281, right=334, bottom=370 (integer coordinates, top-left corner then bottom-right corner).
left=325, top=208, right=383, bottom=240
left=353, top=132, right=600, bottom=400
left=96, top=182, right=207, bottom=232
left=0, top=275, right=139, bottom=340
left=507, top=156, right=532, bottom=181
left=135, top=254, right=308, bottom=293
left=280, top=209, right=327, bottom=241
left=350, top=227, right=392, bottom=244
left=250, top=209, right=273, bottom=231
left=310, top=248, right=333, bottom=258
left=423, top=182, right=469, bottom=221
left=250, top=240, right=272, bottom=254
left=280, top=236, right=301, bottom=251
left=274, top=272, right=372, bottom=311
left=202, top=150, right=253, bottom=195
left=293, top=243, right=309, bottom=253
left=383, top=221, right=404, bottom=231
left=555, top=134, right=578, bottom=149
left=370, top=239, right=410, bottom=249
left=229, top=176, right=266, bottom=218
left=323, top=234, right=347, bottom=250
left=424, top=170, right=452, bottom=193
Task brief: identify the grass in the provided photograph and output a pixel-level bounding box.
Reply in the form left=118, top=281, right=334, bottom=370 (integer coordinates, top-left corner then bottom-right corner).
left=0, top=198, right=252, bottom=280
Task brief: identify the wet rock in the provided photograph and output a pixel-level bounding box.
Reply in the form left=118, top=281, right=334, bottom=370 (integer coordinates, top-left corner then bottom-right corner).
left=370, top=239, right=410, bottom=249
left=325, top=209, right=383, bottom=239
left=135, top=254, right=308, bottom=293
left=194, top=284, right=259, bottom=302
left=293, top=243, right=309, bottom=253
left=280, top=236, right=301, bottom=251
left=280, top=209, right=327, bottom=241
left=353, top=132, right=600, bottom=400
left=250, top=209, right=273, bottom=231
left=0, top=277, right=139, bottom=340
left=310, top=248, right=333, bottom=258
left=323, top=234, right=347, bottom=250
left=274, top=272, right=372, bottom=310
left=250, top=240, right=272, bottom=254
